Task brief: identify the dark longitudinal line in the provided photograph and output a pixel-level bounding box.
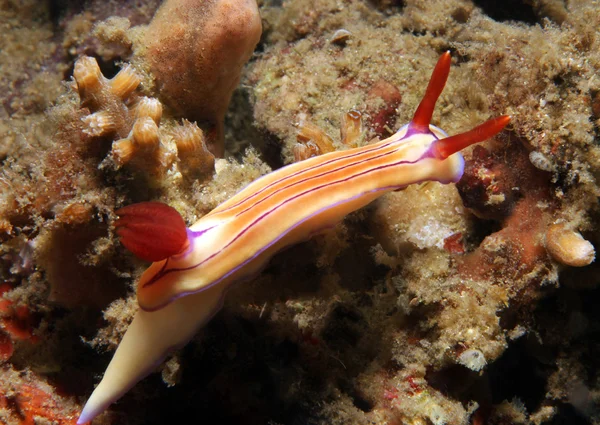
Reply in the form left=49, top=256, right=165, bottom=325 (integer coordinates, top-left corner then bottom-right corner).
left=217, top=137, right=405, bottom=215
left=234, top=145, right=407, bottom=218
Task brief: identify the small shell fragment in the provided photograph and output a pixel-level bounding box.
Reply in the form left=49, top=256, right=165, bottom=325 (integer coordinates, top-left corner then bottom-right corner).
left=457, top=349, right=487, bottom=371
left=529, top=151, right=555, bottom=172
left=545, top=223, right=595, bottom=267
left=330, top=29, right=352, bottom=45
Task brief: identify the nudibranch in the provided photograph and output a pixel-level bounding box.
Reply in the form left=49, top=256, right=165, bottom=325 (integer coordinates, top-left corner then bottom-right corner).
left=78, top=52, right=510, bottom=423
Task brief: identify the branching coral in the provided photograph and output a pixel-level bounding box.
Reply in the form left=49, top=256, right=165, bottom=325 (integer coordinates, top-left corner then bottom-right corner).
left=73, top=55, right=216, bottom=183
left=73, top=56, right=174, bottom=174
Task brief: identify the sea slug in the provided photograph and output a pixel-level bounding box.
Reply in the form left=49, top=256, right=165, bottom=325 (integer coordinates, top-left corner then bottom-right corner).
left=77, top=52, right=510, bottom=423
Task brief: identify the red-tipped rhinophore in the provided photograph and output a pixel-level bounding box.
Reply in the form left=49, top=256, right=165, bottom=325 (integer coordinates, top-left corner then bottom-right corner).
left=431, top=115, right=511, bottom=159
left=410, top=51, right=452, bottom=132
left=115, top=202, right=189, bottom=262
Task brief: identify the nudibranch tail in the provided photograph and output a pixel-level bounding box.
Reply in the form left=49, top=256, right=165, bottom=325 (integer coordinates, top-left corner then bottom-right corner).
left=77, top=284, right=226, bottom=424
left=431, top=115, right=511, bottom=159
left=410, top=51, right=451, bottom=132
left=115, top=202, right=189, bottom=262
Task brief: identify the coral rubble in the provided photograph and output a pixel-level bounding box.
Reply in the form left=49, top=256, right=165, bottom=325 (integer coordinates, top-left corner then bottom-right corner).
left=1, top=0, right=600, bottom=424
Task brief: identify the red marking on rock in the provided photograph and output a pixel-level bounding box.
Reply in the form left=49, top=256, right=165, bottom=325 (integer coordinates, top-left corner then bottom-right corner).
left=383, top=388, right=399, bottom=400
left=10, top=384, right=79, bottom=425
left=340, top=77, right=360, bottom=91
left=406, top=375, right=423, bottom=395
left=301, top=330, right=321, bottom=346
left=444, top=232, right=465, bottom=254
left=0, top=330, right=13, bottom=361
left=366, top=80, right=402, bottom=137
left=0, top=283, right=11, bottom=296
left=457, top=145, right=515, bottom=220
left=0, top=282, right=12, bottom=313
left=3, top=305, right=35, bottom=341
left=0, top=282, right=39, bottom=346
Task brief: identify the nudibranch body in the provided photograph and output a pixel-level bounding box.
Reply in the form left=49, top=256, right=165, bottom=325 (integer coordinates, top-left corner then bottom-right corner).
left=78, top=52, right=510, bottom=423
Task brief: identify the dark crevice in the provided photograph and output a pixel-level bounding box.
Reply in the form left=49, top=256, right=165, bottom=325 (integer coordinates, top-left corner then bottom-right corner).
left=546, top=404, right=593, bottom=425
left=350, top=387, right=375, bottom=412
left=367, top=0, right=405, bottom=14
left=464, top=217, right=501, bottom=251
left=590, top=89, right=600, bottom=144
left=426, top=365, right=480, bottom=401
left=224, top=88, right=284, bottom=169
left=473, top=0, right=538, bottom=24
left=427, top=336, right=551, bottom=417
left=486, top=336, right=550, bottom=411
left=48, top=0, right=85, bottom=25
left=322, top=304, right=366, bottom=350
